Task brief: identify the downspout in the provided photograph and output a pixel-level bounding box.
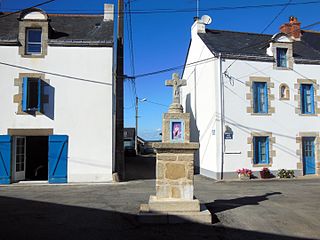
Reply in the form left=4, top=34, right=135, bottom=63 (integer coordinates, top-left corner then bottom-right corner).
left=219, top=53, right=225, bottom=180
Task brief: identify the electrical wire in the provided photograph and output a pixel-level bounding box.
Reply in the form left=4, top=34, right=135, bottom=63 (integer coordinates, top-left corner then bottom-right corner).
left=1, top=1, right=320, bottom=15
left=0, top=0, right=55, bottom=19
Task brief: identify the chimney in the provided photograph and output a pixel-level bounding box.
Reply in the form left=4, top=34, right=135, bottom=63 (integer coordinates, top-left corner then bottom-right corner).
left=103, top=3, right=114, bottom=21
left=280, top=16, right=301, bottom=40
left=191, top=18, right=206, bottom=39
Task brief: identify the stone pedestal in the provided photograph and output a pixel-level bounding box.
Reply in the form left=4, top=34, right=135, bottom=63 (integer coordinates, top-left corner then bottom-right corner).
left=139, top=79, right=211, bottom=224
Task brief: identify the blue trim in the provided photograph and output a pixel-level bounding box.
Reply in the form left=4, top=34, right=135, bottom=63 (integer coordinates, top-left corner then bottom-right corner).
left=48, top=135, right=68, bottom=183
left=301, top=84, right=315, bottom=114
left=169, top=119, right=185, bottom=143
left=253, top=82, right=268, bottom=113
left=37, top=79, right=42, bottom=112
left=22, top=77, right=28, bottom=112
left=0, top=135, right=11, bottom=184
left=253, top=136, right=269, bottom=164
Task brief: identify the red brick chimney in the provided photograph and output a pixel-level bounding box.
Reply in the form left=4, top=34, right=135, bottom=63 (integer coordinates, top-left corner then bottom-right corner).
left=280, top=16, right=301, bottom=40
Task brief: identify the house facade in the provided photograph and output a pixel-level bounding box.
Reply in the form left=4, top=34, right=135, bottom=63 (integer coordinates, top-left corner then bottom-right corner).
left=0, top=5, right=115, bottom=184
left=181, top=16, right=320, bottom=179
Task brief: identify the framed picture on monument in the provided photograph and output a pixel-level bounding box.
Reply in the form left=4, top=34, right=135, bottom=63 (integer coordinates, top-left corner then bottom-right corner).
left=170, top=119, right=184, bottom=142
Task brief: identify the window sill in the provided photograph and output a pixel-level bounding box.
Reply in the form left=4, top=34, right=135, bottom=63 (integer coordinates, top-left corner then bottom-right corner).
left=250, top=113, right=272, bottom=116
left=299, top=113, right=318, bottom=117
left=279, top=98, right=290, bottom=101
left=253, top=164, right=272, bottom=168
left=274, top=66, right=290, bottom=70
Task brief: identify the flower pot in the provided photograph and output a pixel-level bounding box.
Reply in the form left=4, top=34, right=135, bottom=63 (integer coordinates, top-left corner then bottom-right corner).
left=238, top=174, right=250, bottom=180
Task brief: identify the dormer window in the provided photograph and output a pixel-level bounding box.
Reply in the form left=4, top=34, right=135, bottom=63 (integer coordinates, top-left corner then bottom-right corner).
left=26, top=29, right=42, bottom=55
left=18, top=8, right=48, bottom=58
left=276, top=48, right=287, bottom=68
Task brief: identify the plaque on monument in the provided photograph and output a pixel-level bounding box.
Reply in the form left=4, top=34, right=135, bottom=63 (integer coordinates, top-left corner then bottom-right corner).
left=170, top=119, right=184, bottom=142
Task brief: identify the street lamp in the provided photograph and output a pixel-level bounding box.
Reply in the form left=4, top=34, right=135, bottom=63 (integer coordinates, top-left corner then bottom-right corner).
left=135, top=97, right=147, bottom=154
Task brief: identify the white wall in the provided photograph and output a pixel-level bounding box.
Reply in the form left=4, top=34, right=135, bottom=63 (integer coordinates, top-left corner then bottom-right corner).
left=182, top=23, right=320, bottom=179
left=181, top=23, right=221, bottom=178
left=0, top=45, right=114, bottom=182
left=222, top=59, right=320, bottom=175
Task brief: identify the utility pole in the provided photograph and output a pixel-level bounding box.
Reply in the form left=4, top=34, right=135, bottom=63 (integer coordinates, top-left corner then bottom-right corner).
left=115, top=0, right=125, bottom=181
left=135, top=97, right=138, bottom=154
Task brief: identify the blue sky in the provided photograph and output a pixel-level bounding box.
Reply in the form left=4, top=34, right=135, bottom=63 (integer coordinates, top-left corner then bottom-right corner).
left=2, top=0, right=320, bottom=140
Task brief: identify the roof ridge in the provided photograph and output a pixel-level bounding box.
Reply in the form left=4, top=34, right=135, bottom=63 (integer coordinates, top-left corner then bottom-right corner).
left=206, top=28, right=272, bottom=37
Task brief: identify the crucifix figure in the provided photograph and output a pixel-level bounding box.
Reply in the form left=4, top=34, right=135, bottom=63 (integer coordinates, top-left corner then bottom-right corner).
left=165, top=73, right=187, bottom=105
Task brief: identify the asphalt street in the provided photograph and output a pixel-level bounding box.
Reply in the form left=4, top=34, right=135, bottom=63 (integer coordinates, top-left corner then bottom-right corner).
left=0, top=155, right=319, bottom=240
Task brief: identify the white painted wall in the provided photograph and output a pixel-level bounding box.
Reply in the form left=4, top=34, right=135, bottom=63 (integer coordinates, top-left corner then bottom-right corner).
left=182, top=22, right=320, bottom=179
left=0, top=45, right=114, bottom=182
left=182, top=21, right=221, bottom=178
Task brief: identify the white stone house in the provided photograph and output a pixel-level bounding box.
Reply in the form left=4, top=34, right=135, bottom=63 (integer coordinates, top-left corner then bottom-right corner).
left=181, top=16, right=320, bottom=179
left=0, top=5, right=115, bottom=184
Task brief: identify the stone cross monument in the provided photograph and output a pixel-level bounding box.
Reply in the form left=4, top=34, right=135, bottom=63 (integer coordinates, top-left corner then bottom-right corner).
left=139, top=73, right=211, bottom=224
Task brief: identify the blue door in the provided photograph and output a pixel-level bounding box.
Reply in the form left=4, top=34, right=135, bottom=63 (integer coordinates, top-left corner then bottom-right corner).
left=302, top=137, right=316, bottom=175
left=48, top=135, right=68, bottom=183
left=0, top=135, right=11, bottom=184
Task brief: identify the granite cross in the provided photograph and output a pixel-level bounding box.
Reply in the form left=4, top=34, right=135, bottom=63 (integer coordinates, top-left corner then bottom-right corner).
left=165, top=73, right=187, bottom=104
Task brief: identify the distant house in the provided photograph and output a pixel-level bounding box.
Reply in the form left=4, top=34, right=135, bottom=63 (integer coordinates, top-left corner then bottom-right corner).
left=181, top=16, right=320, bottom=179
left=0, top=5, right=115, bottom=184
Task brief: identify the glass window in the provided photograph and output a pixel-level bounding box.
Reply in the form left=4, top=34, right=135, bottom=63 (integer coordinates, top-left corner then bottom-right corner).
left=301, top=84, right=315, bottom=114
left=253, top=82, right=268, bottom=113
left=26, top=29, right=42, bottom=54
left=253, top=136, right=269, bottom=165
left=22, top=77, right=42, bottom=112
left=276, top=48, right=287, bottom=68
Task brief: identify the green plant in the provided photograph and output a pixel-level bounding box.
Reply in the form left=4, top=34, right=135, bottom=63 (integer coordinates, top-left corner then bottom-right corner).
left=260, top=167, right=273, bottom=178
left=277, top=169, right=295, bottom=178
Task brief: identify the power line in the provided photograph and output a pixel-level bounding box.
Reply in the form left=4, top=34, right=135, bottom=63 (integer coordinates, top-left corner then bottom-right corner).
left=0, top=61, right=112, bottom=86
left=1, top=1, right=320, bottom=15
left=225, top=0, right=292, bottom=72
left=0, top=0, right=55, bottom=19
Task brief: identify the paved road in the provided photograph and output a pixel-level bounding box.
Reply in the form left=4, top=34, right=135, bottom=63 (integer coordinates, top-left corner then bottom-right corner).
left=0, top=155, right=319, bottom=240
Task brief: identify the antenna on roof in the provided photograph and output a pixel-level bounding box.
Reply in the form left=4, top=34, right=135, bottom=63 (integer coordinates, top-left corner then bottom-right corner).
left=201, top=15, right=212, bottom=25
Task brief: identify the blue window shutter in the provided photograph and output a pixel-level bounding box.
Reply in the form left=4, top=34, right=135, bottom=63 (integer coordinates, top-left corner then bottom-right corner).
left=37, top=79, right=42, bottom=112
left=0, top=135, right=11, bottom=184
left=265, top=137, right=269, bottom=164
left=22, top=77, right=28, bottom=112
left=48, top=135, right=68, bottom=183
left=310, top=84, right=315, bottom=114
left=264, top=83, right=268, bottom=113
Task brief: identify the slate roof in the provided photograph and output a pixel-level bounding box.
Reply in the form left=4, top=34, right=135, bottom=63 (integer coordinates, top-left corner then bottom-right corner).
left=0, top=12, right=114, bottom=46
left=198, top=29, right=320, bottom=64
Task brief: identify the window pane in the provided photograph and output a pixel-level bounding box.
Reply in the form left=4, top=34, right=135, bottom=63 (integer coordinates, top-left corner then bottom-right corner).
left=253, top=82, right=267, bottom=113
left=28, top=30, right=41, bottom=43
left=27, top=43, right=42, bottom=54
left=301, top=84, right=314, bottom=114
left=254, top=137, right=269, bottom=164
left=27, top=79, right=39, bottom=109
left=277, top=48, right=287, bottom=67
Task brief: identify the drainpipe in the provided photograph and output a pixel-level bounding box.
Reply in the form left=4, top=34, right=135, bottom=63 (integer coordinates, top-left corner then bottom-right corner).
left=219, top=53, right=225, bottom=180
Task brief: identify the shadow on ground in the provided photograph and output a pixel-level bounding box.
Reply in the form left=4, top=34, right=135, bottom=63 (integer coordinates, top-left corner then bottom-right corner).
left=125, top=154, right=156, bottom=181
left=0, top=195, right=315, bottom=240
left=206, top=192, right=282, bottom=214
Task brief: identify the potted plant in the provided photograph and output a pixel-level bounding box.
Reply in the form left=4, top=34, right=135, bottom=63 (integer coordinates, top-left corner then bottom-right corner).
left=260, top=167, right=272, bottom=179
left=277, top=169, right=295, bottom=178
left=236, top=168, right=252, bottom=180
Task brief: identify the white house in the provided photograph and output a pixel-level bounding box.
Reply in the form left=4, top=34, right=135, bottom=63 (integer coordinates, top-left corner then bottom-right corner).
left=0, top=5, right=115, bottom=184
left=181, top=16, right=320, bottom=179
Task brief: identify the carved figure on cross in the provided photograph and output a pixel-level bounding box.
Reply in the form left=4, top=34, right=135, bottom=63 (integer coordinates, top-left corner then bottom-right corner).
left=165, top=73, right=187, bottom=104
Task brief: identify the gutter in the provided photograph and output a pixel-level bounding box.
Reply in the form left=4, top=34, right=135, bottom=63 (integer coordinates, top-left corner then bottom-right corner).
left=219, top=53, right=225, bottom=180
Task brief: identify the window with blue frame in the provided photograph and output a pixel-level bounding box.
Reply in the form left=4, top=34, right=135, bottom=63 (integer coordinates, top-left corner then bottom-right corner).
left=26, top=29, right=42, bottom=54
left=276, top=48, right=287, bottom=68
left=253, top=136, right=269, bottom=165
left=22, top=77, right=43, bottom=112
left=301, top=84, right=315, bottom=114
left=253, top=82, right=268, bottom=113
